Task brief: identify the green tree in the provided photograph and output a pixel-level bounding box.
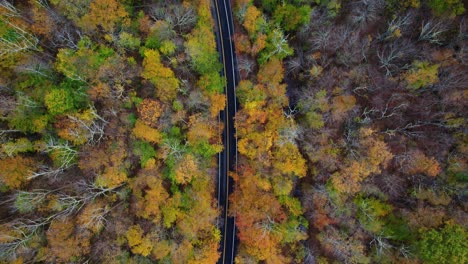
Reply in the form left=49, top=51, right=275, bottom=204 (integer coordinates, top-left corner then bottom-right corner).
left=45, top=88, right=75, bottom=115
left=418, top=223, right=467, bottom=264
left=273, top=4, right=311, bottom=31
left=427, top=0, right=465, bottom=17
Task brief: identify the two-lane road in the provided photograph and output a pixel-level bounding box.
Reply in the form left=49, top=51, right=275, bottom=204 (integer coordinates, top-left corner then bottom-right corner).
left=213, top=0, right=239, bottom=263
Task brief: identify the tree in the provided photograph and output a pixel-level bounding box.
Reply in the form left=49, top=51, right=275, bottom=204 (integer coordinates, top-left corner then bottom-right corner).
left=44, top=88, right=76, bottom=115
left=427, top=0, right=465, bottom=17
left=133, top=120, right=162, bottom=144
left=29, top=1, right=55, bottom=38
left=132, top=140, right=157, bottom=168
left=417, top=223, right=467, bottom=264
left=403, top=149, right=441, bottom=177
left=243, top=6, right=265, bottom=38
left=405, top=61, right=439, bottom=90
left=272, top=142, right=307, bottom=178
left=79, top=139, right=129, bottom=187
left=354, top=196, right=392, bottom=234
left=80, top=0, right=129, bottom=32
left=273, top=4, right=311, bottom=32
left=126, top=225, right=153, bottom=257
left=259, top=28, right=294, bottom=64
left=331, top=94, right=356, bottom=122
left=137, top=98, right=163, bottom=127
left=131, top=173, right=169, bottom=223
left=174, top=154, right=199, bottom=185
left=0, top=156, right=35, bottom=189
left=184, top=3, right=221, bottom=76
left=46, top=218, right=91, bottom=262
left=1, top=138, right=34, bottom=157
left=77, top=199, right=110, bottom=234
left=330, top=128, right=393, bottom=194
left=0, top=3, right=39, bottom=58
left=141, top=49, right=179, bottom=102
left=55, top=38, right=118, bottom=82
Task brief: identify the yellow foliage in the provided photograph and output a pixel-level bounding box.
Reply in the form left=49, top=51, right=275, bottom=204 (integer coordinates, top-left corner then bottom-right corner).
left=132, top=173, right=169, bottom=223
left=133, top=120, right=162, bottom=144
left=273, top=142, right=307, bottom=178
left=126, top=225, right=153, bottom=256
left=208, top=92, right=226, bottom=117
left=152, top=240, right=172, bottom=260
left=132, top=236, right=153, bottom=256
left=142, top=49, right=179, bottom=102
left=405, top=61, right=440, bottom=90
left=126, top=225, right=144, bottom=248
left=187, top=114, right=220, bottom=145
left=96, top=167, right=127, bottom=188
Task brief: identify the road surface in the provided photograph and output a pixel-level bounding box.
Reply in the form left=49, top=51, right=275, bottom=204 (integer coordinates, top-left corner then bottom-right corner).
left=213, top=0, right=239, bottom=263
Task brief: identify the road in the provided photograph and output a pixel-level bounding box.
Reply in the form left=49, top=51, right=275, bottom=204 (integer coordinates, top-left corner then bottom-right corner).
left=213, top=0, right=239, bottom=263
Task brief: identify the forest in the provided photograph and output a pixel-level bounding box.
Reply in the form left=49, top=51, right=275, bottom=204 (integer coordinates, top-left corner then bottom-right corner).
left=0, top=0, right=467, bottom=263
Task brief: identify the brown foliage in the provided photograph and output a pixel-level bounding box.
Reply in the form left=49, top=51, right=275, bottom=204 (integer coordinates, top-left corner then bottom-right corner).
left=46, top=218, right=91, bottom=263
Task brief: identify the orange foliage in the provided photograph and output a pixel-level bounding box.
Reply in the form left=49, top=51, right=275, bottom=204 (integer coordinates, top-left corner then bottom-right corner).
left=30, top=3, right=55, bottom=37
left=331, top=128, right=393, bottom=194
left=46, top=218, right=91, bottom=262
left=404, top=150, right=441, bottom=177
left=230, top=166, right=287, bottom=261
left=243, top=6, right=262, bottom=37
left=80, top=0, right=129, bottom=32
left=331, top=94, right=356, bottom=121
left=257, top=57, right=284, bottom=85
left=251, top=33, right=267, bottom=55
left=87, top=82, right=111, bottom=101
left=77, top=199, right=108, bottom=234
left=79, top=139, right=128, bottom=188
left=234, top=33, right=252, bottom=55
left=137, top=98, right=162, bottom=127
left=0, top=156, right=35, bottom=189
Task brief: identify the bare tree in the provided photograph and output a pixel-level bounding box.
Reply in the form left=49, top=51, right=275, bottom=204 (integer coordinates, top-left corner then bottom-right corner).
left=67, top=106, right=108, bottom=145
left=378, top=12, right=413, bottom=41
left=348, top=0, right=385, bottom=28
left=377, top=40, right=415, bottom=76
left=419, top=19, right=449, bottom=45
left=0, top=1, right=39, bottom=56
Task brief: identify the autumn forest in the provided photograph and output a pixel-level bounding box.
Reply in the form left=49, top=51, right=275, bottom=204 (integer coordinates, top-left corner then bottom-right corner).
left=0, top=0, right=467, bottom=263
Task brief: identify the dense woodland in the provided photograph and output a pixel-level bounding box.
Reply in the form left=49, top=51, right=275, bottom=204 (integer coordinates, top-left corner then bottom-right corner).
left=0, top=0, right=467, bottom=263
left=1, top=0, right=224, bottom=263
left=231, top=0, right=467, bottom=263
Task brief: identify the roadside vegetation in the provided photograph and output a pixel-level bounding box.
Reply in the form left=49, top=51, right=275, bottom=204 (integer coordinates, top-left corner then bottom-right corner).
left=232, top=0, right=466, bottom=263
left=0, top=0, right=223, bottom=263
left=1, top=0, right=466, bottom=263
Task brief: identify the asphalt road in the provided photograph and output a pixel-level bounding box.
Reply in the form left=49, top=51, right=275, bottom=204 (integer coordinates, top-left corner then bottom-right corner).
left=213, top=0, right=239, bottom=263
